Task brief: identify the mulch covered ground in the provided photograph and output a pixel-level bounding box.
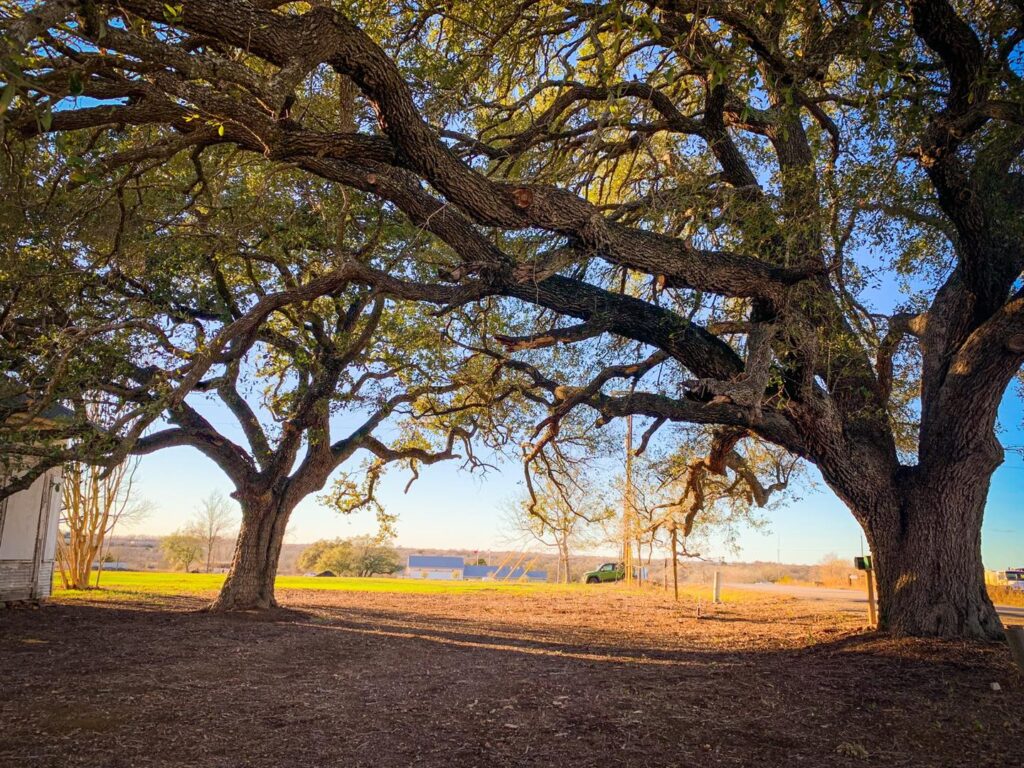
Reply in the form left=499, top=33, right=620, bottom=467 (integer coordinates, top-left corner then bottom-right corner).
left=1, top=586, right=1021, bottom=767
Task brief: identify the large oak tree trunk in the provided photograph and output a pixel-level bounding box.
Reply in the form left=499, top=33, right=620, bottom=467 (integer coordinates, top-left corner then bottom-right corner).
left=866, top=475, right=1002, bottom=640
left=209, top=497, right=292, bottom=612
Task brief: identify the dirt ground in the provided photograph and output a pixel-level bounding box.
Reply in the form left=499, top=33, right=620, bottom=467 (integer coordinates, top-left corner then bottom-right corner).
left=1, top=586, right=1021, bottom=768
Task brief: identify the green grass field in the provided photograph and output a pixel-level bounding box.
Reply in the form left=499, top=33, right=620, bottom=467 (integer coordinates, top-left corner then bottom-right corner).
left=52, top=570, right=750, bottom=605
left=52, top=570, right=592, bottom=602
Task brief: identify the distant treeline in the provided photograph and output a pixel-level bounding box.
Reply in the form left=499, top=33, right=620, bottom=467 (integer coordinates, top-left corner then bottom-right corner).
left=99, top=536, right=860, bottom=585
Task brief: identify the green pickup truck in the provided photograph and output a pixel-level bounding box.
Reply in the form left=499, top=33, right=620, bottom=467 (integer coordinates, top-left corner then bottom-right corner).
left=583, top=562, right=625, bottom=583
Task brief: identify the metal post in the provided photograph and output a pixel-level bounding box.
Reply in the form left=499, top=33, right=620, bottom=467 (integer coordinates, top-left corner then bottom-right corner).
left=636, top=540, right=644, bottom=588
left=713, top=570, right=722, bottom=604
left=1006, top=625, right=1024, bottom=673
left=671, top=525, right=679, bottom=602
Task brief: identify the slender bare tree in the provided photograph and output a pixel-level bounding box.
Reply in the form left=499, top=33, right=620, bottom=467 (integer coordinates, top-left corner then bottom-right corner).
left=504, top=459, right=611, bottom=584
left=187, top=491, right=237, bottom=574
left=57, top=453, right=148, bottom=590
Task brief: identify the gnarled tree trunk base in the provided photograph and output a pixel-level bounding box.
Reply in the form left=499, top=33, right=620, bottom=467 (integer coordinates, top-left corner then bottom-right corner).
left=206, top=586, right=278, bottom=613
left=869, top=482, right=1003, bottom=641
left=208, top=497, right=291, bottom=612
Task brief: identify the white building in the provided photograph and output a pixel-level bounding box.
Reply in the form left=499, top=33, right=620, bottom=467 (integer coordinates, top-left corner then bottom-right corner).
left=0, top=466, right=62, bottom=602
left=0, top=389, right=72, bottom=604
left=405, top=555, right=465, bottom=580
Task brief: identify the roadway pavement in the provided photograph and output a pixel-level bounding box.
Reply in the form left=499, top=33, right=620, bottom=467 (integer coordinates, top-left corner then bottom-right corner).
left=728, top=581, right=1024, bottom=622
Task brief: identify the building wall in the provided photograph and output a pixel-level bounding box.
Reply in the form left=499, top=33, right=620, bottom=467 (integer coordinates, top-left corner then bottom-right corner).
left=0, top=474, right=44, bottom=559
left=0, top=466, right=62, bottom=601
left=405, top=567, right=463, bottom=580
left=986, top=570, right=1006, bottom=586
left=0, top=559, right=35, bottom=600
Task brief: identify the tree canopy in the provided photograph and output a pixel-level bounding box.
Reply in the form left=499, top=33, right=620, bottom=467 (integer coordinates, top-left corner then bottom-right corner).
left=1, top=0, right=1022, bottom=637
left=297, top=536, right=401, bottom=577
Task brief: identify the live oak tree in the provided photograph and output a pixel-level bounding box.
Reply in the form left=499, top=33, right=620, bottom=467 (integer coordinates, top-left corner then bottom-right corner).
left=161, top=530, right=203, bottom=572
left=296, top=538, right=341, bottom=573
left=3, top=131, right=500, bottom=610
left=2, top=0, right=1023, bottom=637
left=297, top=536, right=401, bottom=577
left=137, top=167, right=499, bottom=611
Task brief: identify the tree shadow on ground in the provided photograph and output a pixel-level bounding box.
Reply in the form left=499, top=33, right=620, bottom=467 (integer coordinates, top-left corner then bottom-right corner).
left=2, top=595, right=1020, bottom=768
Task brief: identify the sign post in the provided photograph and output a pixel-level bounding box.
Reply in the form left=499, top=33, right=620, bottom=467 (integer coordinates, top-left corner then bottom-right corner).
left=854, top=555, right=877, bottom=629
left=622, top=413, right=635, bottom=587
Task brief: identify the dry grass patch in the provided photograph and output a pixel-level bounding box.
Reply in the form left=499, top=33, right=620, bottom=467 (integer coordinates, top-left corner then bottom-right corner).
left=989, top=585, right=1024, bottom=608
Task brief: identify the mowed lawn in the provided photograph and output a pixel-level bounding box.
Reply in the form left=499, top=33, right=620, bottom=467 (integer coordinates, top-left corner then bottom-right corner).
left=52, top=570, right=753, bottom=603
left=55, top=570, right=572, bottom=599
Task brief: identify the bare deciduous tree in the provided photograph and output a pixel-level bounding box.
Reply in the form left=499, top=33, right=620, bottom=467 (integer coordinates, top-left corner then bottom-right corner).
left=187, top=491, right=237, bottom=574
left=504, top=463, right=611, bottom=584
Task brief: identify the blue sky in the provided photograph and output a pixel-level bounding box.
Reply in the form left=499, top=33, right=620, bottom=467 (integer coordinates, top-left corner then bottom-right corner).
left=122, top=387, right=1023, bottom=568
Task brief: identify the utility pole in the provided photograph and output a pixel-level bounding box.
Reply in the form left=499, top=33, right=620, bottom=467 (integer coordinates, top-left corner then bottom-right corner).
left=609, top=391, right=639, bottom=588
left=622, top=412, right=635, bottom=586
